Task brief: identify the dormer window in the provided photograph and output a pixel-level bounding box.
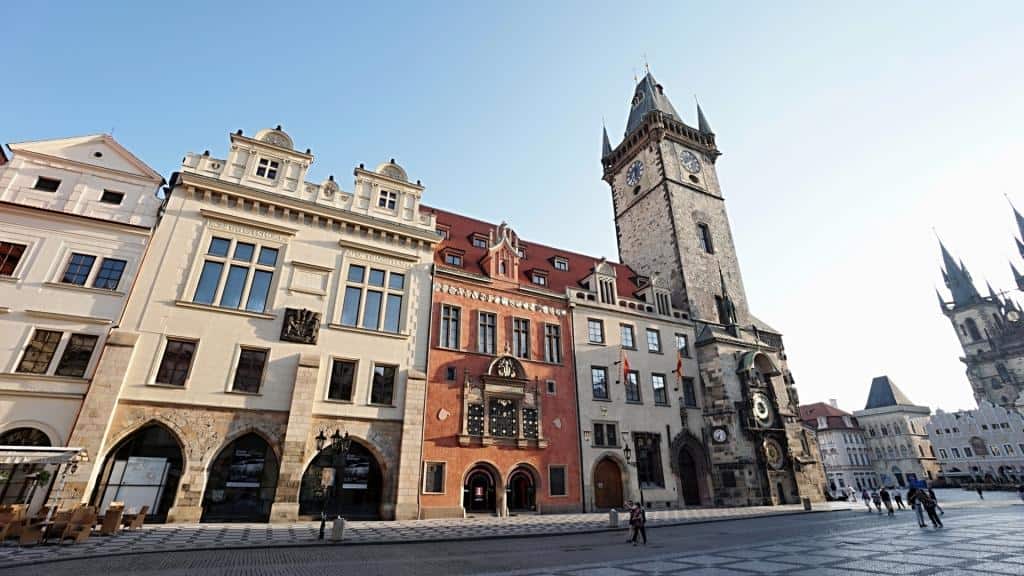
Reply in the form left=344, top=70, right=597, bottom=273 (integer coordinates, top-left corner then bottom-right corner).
left=378, top=190, right=398, bottom=210
left=255, top=158, right=279, bottom=180
left=517, top=247, right=526, bottom=258
left=33, top=176, right=61, bottom=192
left=531, top=272, right=547, bottom=286
left=444, top=252, right=463, bottom=267
left=437, top=227, right=450, bottom=240
left=471, top=235, right=487, bottom=249
left=553, top=257, right=569, bottom=272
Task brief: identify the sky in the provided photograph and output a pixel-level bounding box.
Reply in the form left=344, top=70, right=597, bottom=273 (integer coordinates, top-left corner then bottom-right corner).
left=5, top=1, right=1024, bottom=413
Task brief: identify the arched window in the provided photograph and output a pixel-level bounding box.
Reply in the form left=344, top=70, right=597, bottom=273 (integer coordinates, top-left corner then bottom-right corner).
left=0, top=427, right=52, bottom=506
left=965, top=318, right=982, bottom=341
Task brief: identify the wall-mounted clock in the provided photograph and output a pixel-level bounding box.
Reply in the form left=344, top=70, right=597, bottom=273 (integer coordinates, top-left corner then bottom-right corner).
left=764, top=438, right=785, bottom=470
left=626, top=160, right=644, bottom=186
left=680, top=150, right=702, bottom=173
left=712, top=426, right=729, bottom=444
left=752, top=392, right=774, bottom=426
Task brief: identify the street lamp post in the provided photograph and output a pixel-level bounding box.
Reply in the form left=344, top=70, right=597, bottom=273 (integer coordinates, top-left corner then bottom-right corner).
left=622, top=442, right=645, bottom=509
left=315, top=429, right=352, bottom=541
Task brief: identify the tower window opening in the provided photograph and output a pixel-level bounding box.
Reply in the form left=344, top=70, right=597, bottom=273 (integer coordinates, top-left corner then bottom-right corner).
left=697, top=223, right=714, bottom=254
left=965, top=318, right=982, bottom=341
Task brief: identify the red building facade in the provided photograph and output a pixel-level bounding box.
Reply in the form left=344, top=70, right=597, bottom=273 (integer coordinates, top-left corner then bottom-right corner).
left=419, top=208, right=582, bottom=518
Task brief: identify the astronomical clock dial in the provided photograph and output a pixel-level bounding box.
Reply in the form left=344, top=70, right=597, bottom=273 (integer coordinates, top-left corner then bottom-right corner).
left=680, top=150, right=702, bottom=173
left=712, top=427, right=729, bottom=444
left=763, top=438, right=785, bottom=470
left=751, top=392, right=774, bottom=426
left=626, top=160, right=645, bottom=186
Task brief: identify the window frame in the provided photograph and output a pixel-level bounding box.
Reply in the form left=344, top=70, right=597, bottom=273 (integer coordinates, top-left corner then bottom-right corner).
left=369, top=362, right=398, bottom=406
left=591, top=366, right=609, bottom=400
left=443, top=252, right=463, bottom=267
left=99, top=189, right=125, bottom=205
left=377, top=189, right=398, bottom=211
left=33, top=176, right=61, bottom=192
left=697, top=222, right=714, bottom=254
left=620, top=324, right=636, bottom=349
left=60, top=252, right=97, bottom=286
left=339, top=262, right=406, bottom=333
left=512, top=317, right=530, bottom=359
left=92, top=257, right=128, bottom=291
left=422, top=461, right=446, bottom=494
left=15, top=329, right=64, bottom=375
left=543, top=323, right=562, bottom=364
left=624, top=370, right=641, bottom=403
left=592, top=421, right=619, bottom=447
left=674, top=333, right=690, bottom=357
left=477, top=310, right=497, bottom=354
left=254, top=157, right=280, bottom=180
left=151, top=336, right=198, bottom=388
left=189, top=234, right=281, bottom=314
left=228, top=346, right=269, bottom=395
left=0, top=240, right=29, bottom=278
left=553, top=257, right=569, bottom=272
left=326, top=357, right=358, bottom=403
left=651, top=373, right=669, bottom=406
left=53, top=333, right=100, bottom=378
left=646, top=328, right=662, bottom=353
left=587, top=318, right=605, bottom=344
left=439, top=304, right=461, bottom=350
left=548, top=465, right=568, bottom=497
left=681, top=377, right=697, bottom=408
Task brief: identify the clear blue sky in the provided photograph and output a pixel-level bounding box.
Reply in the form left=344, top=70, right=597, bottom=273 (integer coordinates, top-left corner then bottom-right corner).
left=7, top=1, right=1024, bottom=412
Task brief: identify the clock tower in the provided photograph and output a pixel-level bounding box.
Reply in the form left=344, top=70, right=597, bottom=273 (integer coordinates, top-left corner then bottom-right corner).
left=602, top=72, right=827, bottom=507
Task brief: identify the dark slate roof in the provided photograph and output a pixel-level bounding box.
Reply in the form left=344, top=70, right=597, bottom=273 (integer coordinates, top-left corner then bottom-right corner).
left=939, top=239, right=980, bottom=306
left=624, top=72, right=680, bottom=137
left=864, top=375, right=914, bottom=409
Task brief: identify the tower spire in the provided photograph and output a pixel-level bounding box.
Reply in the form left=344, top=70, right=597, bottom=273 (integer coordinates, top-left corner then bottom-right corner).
left=602, top=123, right=612, bottom=158
left=624, top=71, right=680, bottom=137
left=1012, top=262, right=1024, bottom=291
left=936, top=287, right=947, bottom=312
left=695, top=96, right=714, bottom=135
left=1006, top=194, right=1024, bottom=247
left=937, top=237, right=981, bottom=306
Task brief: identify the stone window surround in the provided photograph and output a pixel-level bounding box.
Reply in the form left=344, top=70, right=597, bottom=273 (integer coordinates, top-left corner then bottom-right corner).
left=323, top=356, right=359, bottom=403
left=591, top=420, right=619, bottom=448
left=587, top=318, right=605, bottom=344
left=337, top=260, right=407, bottom=334
left=438, top=303, right=462, bottom=350
left=146, top=334, right=200, bottom=389
left=182, top=218, right=289, bottom=314
left=511, top=316, right=530, bottom=360
left=459, top=369, right=546, bottom=449
left=620, top=323, right=636, bottom=350
left=368, top=361, right=399, bottom=407
left=477, top=308, right=499, bottom=355
left=422, top=460, right=446, bottom=494
left=11, top=326, right=103, bottom=380
left=50, top=242, right=134, bottom=294
left=547, top=464, right=568, bottom=497
left=254, top=156, right=280, bottom=180
left=225, top=343, right=270, bottom=395
left=543, top=322, right=562, bottom=364
left=0, top=233, right=37, bottom=280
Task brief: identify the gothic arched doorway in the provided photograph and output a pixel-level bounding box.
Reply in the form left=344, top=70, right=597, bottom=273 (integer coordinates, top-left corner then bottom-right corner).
left=463, top=464, right=498, bottom=514
left=92, top=423, right=183, bottom=522
left=0, top=427, right=52, bottom=508
left=593, top=457, right=623, bottom=510
left=201, top=433, right=279, bottom=522
left=678, top=447, right=701, bottom=505
left=507, top=466, right=537, bottom=513
left=298, top=440, right=384, bottom=520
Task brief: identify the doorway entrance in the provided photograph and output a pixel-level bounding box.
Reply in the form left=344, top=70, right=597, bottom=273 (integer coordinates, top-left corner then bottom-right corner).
left=678, top=447, right=701, bottom=505
left=201, top=433, right=279, bottom=522
left=297, top=440, right=384, bottom=520
left=507, top=467, right=536, bottom=513
left=463, top=465, right=497, bottom=514
left=593, top=457, right=623, bottom=510
left=92, top=424, right=183, bottom=522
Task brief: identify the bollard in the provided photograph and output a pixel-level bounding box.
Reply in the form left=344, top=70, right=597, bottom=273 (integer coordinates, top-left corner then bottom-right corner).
left=801, top=497, right=811, bottom=511
left=608, top=508, right=619, bottom=527
left=330, top=517, right=345, bottom=541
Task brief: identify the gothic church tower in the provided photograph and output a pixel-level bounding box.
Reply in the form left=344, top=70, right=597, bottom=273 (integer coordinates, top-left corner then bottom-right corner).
left=603, top=73, right=826, bottom=506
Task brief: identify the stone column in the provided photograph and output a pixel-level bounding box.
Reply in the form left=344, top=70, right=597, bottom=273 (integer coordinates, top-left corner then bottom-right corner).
left=269, top=353, right=320, bottom=522
left=394, top=369, right=427, bottom=520
left=49, top=330, right=138, bottom=510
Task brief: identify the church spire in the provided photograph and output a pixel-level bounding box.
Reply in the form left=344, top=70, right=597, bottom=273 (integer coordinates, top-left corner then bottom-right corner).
left=1012, top=262, right=1024, bottom=291
left=936, top=287, right=947, bottom=312
left=938, top=238, right=981, bottom=306
left=624, top=71, right=681, bottom=137
left=1008, top=196, right=1024, bottom=246
left=602, top=124, right=612, bottom=158
left=696, top=98, right=714, bottom=135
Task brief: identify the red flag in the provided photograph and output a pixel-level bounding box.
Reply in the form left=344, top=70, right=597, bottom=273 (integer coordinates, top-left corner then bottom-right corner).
left=621, top=349, right=631, bottom=384
left=674, top=348, right=684, bottom=381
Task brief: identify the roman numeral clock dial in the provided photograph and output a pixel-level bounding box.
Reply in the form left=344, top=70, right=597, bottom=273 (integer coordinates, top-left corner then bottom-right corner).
left=626, top=160, right=644, bottom=186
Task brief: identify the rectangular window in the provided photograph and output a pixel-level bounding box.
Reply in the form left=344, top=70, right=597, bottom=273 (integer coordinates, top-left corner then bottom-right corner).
left=362, top=290, right=383, bottom=330
left=327, top=359, right=356, bottom=401
left=371, top=364, right=397, bottom=405
left=652, top=373, right=668, bottom=405
left=591, top=366, right=609, bottom=400
left=634, top=432, right=665, bottom=488
left=655, top=292, right=671, bottom=315
left=544, top=324, right=562, bottom=363
left=513, top=318, right=530, bottom=359
left=440, top=305, right=461, bottom=349
left=444, top=253, right=463, bottom=267
left=16, top=329, right=62, bottom=374
left=620, top=324, right=635, bottom=349
left=61, top=253, right=96, bottom=286
left=646, top=329, right=662, bottom=353
left=192, top=237, right=277, bottom=312
left=587, top=319, right=604, bottom=343
left=549, top=466, right=567, bottom=496
left=341, top=286, right=362, bottom=326
left=232, top=348, right=267, bottom=393
left=99, top=190, right=124, bottom=205
left=546, top=379, right=556, bottom=395
left=377, top=190, right=398, bottom=210
left=675, top=334, right=689, bottom=357
left=255, top=158, right=279, bottom=180
left=698, top=223, right=714, bottom=254
left=472, top=236, right=487, bottom=248
left=341, top=264, right=403, bottom=332
left=553, top=257, right=569, bottom=272
left=952, top=448, right=961, bottom=458
left=682, top=377, right=697, bottom=407
left=0, top=242, right=27, bottom=277
left=33, top=176, right=61, bottom=192
left=478, top=312, right=496, bottom=354
left=963, top=447, right=973, bottom=457
left=531, top=273, right=547, bottom=286
left=1004, top=443, right=1014, bottom=455
left=155, top=339, right=196, bottom=386
left=92, top=258, right=127, bottom=290
left=423, top=462, right=445, bottom=494
left=593, top=422, right=618, bottom=447
left=939, top=449, right=948, bottom=459
left=625, top=370, right=641, bottom=403
left=54, top=334, right=99, bottom=378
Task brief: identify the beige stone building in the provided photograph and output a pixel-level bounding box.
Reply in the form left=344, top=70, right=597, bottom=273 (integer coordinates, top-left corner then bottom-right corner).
left=55, top=127, right=440, bottom=522
left=854, top=376, right=939, bottom=488
left=569, top=259, right=707, bottom=511
left=0, top=135, right=163, bottom=513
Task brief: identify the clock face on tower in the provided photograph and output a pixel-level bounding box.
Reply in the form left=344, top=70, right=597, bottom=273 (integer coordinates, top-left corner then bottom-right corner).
left=680, top=150, right=702, bottom=173
left=712, top=427, right=728, bottom=443
left=626, top=160, right=645, bottom=186
left=751, top=392, right=774, bottom=426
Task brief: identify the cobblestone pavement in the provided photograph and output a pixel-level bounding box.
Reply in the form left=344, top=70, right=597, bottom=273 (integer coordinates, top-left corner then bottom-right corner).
left=483, top=502, right=1024, bottom=576
left=0, top=502, right=849, bottom=568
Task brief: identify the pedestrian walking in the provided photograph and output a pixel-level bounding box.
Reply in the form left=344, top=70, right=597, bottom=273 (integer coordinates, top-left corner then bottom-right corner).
left=893, top=489, right=905, bottom=510
left=880, top=487, right=894, bottom=516
left=862, top=489, right=872, bottom=512
left=871, top=489, right=882, bottom=514
left=976, top=486, right=984, bottom=499
left=927, top=488, right=944, bottom=515
left=919, top=491, right=943, bottom=528
left=848, top=486, right=857, bottom=502
left=907, top=487, right=926, bottom=528
left=628, top=500, right=647, bottom=546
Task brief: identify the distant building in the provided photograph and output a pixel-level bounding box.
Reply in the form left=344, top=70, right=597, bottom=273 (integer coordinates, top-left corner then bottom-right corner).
left=927, top=401, right=1024, bottom=486
left=854, top=376, right=939, bottom=487
left=800, top=401, right=879, bottom=495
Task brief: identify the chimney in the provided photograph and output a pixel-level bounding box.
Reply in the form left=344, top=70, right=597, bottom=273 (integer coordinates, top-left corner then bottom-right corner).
left=829, top=399, right=838, bottom=408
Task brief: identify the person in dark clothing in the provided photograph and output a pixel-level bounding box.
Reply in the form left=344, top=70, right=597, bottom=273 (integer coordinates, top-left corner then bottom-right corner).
left=907, top=488, right=926, bottom=527
left=880, top=487, right=894, bottom=516
left=927, top=488, right=944, bottom=515
left=893, top=490, right=905, bottom=510
left=976, top=486, right=984, bottom=499
left=628, top=501, right=647, bottom=545
left=919, top=491, right=943, bottom=528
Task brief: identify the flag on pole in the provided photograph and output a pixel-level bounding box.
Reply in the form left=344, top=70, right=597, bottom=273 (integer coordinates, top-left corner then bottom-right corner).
left=673, top=347, right=684, bottom=382
left=621, top=349, right=631, bottom=384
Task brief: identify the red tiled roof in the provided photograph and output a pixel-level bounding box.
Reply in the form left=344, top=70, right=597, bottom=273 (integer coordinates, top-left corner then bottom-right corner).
left=423, top=205, right=643, bottom=299
left=798, top=402, right=861, bottom=431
